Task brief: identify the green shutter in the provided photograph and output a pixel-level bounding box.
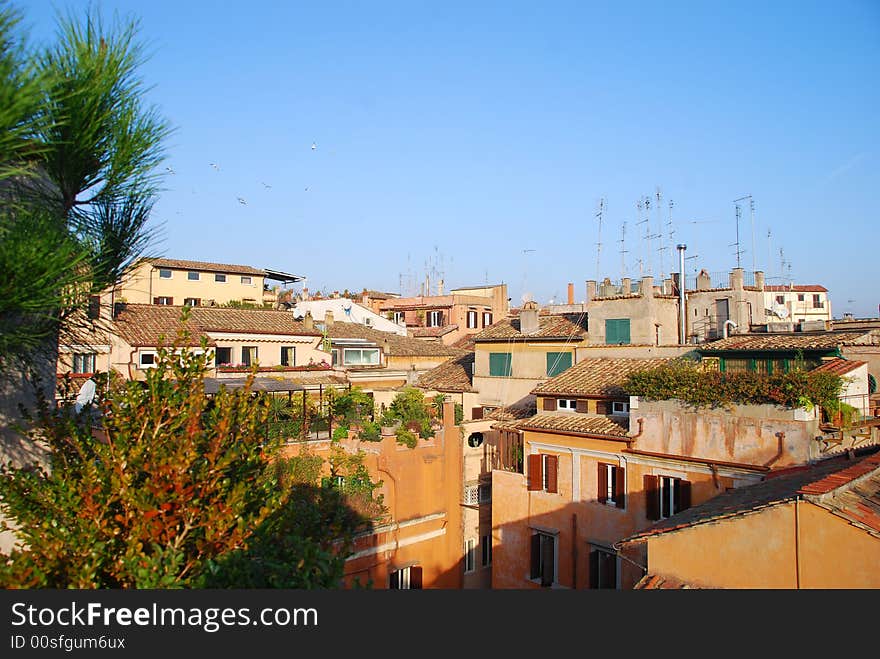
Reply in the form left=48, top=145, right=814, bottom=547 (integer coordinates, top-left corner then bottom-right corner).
left=489, top=352, right=512, bottom=377
left=546, top=351, right=572, bottom=377
left=605, top=319, right=631, bottom=345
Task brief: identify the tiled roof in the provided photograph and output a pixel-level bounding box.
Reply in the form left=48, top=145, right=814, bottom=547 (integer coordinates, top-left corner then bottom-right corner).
left=113, top=304, right=321, bottom=347
left=327, top=322, right=466, bottom=358
left=634, top=574, right=699, bottom=589
left=810, top=358, right=867, bottom=377
left=621, top=447, right=880, bottom=543
left=518, top=413, right=630, bottom=438
left=532, top=357, right=671, bottom=397
left=486, top=403, right=537, bottom=422
left=764, top=285, right=828, bottom=293
left=810, top=460, right=880, bottom=534
left=410, top=325, right=458, bottom=338
left=698, top=331, right=874, bottom=352
left=473, top=314, right=588, bottom=342
left=416, top=353, right=476, bottom=392
left=146, top=258, right=266, bottom=276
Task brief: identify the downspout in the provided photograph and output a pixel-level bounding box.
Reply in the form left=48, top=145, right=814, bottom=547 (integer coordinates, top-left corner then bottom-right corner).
left=628, top=417, right=645, bottom=441
left=795, top=497, right=801, bottom=589
left=723, top=320, right=738, bottom=339
left=677, top=244, right=687, bottom=344
left=572, top=513, right=578, bottom=589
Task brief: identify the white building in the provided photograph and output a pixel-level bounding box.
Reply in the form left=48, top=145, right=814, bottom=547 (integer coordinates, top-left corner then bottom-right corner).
left=291, top=299, right=408, bottom=336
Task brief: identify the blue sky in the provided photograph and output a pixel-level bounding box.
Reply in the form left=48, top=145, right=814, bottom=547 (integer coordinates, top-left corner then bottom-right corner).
left=19, top=1, right=880, bottom=317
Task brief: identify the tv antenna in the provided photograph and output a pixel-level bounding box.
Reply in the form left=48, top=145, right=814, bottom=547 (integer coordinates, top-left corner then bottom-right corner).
left=636, top=197, right=650, bottom=276
left=595, top=198, right=606, bottom=281
left=618, top=221, right=628, bottom=281
left=731, top=198, right=748, bottom=269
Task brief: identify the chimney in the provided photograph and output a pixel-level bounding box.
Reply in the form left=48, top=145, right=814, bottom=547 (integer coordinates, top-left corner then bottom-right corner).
left=303, top=311, right=314, bottom=331
left=754, top=271, right=765, bottom=291
left=729, top=268, right=744, bottom=290
left=520, top=300, right=540, bottom=335
left=567, top=282, right=574, bottom=305
left=586, top=280, right=597, bottom=302
left=697, top=270, right=711, bottom=291
left=640, top=276, right=654, bottom=298
left=438, top=279, right=444, bottom=296
left=302, top=287, right=310, bottom=300
left=622, top=277, right=632, bottom=295
left=324, top=310, right=334, bottom=327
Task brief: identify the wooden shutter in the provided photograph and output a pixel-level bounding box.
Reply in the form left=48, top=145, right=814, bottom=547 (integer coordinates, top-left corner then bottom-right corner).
left=87, top=295, right=100, bottom=319
left=615, top=466, right=626, bottom=509
left=543, top=397, right=555, bottom=411
left=644, top=475, right=660, bottom=520
left=410, top=565, right=423, bottom=589
left=576, top=399, right=588, bottom=413
left=153, top=297, right=160, bottom=305
left=541, top=535, right=554, bottom=587
left=545, top=455, right=558, bottom=493
left=596, top=400, right=609, bottom=415
left=530, top=534, right=541, bottom=579
left=471, top=406, right=483, bottom=420
left=527, top=454, right=543, bottom=491
left=589, top=549, right=599, bottom=589
left=677, top=479, right=692, bottom=512
left=597, top=463, right=608, bottom=503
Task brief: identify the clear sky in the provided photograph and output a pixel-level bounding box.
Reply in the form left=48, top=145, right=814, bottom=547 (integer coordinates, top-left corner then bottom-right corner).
left=19, top=1, right=880, bottom=317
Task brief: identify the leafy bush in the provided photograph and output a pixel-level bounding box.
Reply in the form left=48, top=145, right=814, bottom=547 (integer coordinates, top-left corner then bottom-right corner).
left=395, top=426, right=418, bottom=449
left=358, top=421, right=382, bottom=442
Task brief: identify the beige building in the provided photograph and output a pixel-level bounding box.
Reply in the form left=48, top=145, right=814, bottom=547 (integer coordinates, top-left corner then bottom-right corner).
left=763, top=284, right=832, bottom=326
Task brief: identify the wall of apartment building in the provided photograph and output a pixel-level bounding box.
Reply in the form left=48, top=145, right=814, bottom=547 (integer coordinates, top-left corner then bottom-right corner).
left=585, top=277, right=681, bottom=346
left=841, top=345, right=880, bottom=392
left=574, top=344, right=695, bottom=361
left=763, top=290, right=832, bottom=324
left=632, top=398, right=822, bottom=467
left=280, top=401, right=463, bottom=588
left=642, top=500, right=880, bottom=588
left=685, top=269, right=767, bottom=342
left=117, top=262, right=266, bottom=306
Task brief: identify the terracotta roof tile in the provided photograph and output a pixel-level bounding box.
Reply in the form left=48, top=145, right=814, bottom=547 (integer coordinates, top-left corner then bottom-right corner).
left=416, top=353, right=476, bottom=393
left=473, top=313, right=588, bottom=342
left=518, top=413, right=630, bottom=437
left=764, top=285, right=828, bottom=293
left=532, top=357, right=672, bottom=397
left=410, top=325, right=458, bottom=338
left=634, top=574, right=699, bottom=589
left=699, top=331, right=875, bottom=352
left=113, top=304, right=321, bottom=347
left=147, top=258, right=266, bottom=276
left=810, top=358, right=867, bottom=377
left=621, top=447, right=880, bottom=543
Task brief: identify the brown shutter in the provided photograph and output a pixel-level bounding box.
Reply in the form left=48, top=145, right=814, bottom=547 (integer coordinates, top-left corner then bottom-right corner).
left=678, top=479, right=692, bottom=512
left=543, top=397, right=555, bottom=411
left=546, top=455, right=558, bottom=493
left=471, top=406, right=483, bottom=420
left=87, top=295, right=100, bottom=319
left=410, top=565, right=423, bottom=589
left=153, top=297, right=160, bottom=305
left=615, top=466, right=626, bottom=509
left=576, top=399, right=588, bottom=413
left=527, top=454, right=542, bottom=491
left=597, top=463, right=608, bottom=503
left=596, top=400, right=609, bottom=415
left=530, top=533, right=541, bottom=579
left=589, top=549, right=599, bottom=589
left=644, top=475, right=660, bottom=520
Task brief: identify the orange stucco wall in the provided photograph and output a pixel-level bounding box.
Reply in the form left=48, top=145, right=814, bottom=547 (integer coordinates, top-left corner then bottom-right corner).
left=645, top=500, right=880, bottom=588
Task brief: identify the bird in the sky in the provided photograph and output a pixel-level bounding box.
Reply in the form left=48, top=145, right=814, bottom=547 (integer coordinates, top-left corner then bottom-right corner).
left=165, top=166, right=175, bottom=175
left=210, top=162, right=220, bottom=171
left=237, top=197, right=247, bottom=205
left=311, top=142, right=316, bottom=151
left=262, top=182, right=272, bottom=189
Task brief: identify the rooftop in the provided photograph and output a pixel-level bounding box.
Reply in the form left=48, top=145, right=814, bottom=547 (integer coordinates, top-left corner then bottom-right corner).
left=327, top=322, right=467, bottom=358
left=517, top=413, right=630, bottom=438
left=532, top=357, right=672, bottom=397
left=473, top=313, right=588, bottom=342
left=416, top=353, right=476, bottom=393
left=811, top=358, right=868, bottom=377
left=146, top=257, right=267, bottom=277
left=698, top=330, right=876, bottom=352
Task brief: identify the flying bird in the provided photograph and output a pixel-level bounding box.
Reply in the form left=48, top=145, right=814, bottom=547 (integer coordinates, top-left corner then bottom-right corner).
left=311, top=142, right=316, bottom=151
left=237, top=197, right=247, bottom=205
left=261, top=182, right=272, bottom=189
left=165, top=166, right=175, bottom=175
left=210, top=162, right=220, bottom=171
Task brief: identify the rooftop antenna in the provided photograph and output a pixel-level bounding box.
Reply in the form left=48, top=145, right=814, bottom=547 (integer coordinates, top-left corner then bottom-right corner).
left=666, top=199, right=676, bottom=273
left=749, top=197, right=756, bottom=275
left=732, top=198, right=748, bottom=269
left=655, top=187, right=666, bottom=278
left=636, top=197, right=649, bottom=277
left=595, top=197, right=606, bottom=281
left=618, top=220, right=628, bottom=281
left=644, top=194, right=654, bottom=275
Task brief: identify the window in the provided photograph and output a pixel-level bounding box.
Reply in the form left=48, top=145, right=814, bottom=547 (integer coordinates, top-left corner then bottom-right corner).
left=393, top=311, right=405, bottom=325
left=528, top=454, right=558, bottom=493
left=241, top=346, right=258, bottom=367
left=139, top=352, right=157, bottom=369
left=241, top=276, right=252, bottom=285
left=215, top=273, right=226, bottom=283
left=645, top=475, right=692, bottom=520
left=463, top=485, right=480, bottom=505
left=812, top=294, right=823, bottom=309
left=611, top=401, right=629, bottom=415
left=557, top=398, right=578, bottom=411
left=530, top=531, right=557, bottom=587
left=187, top=271, right=200, bottom=281
left=87, top=295, right=101, bottom=320
left=589, top=546, right=618, bottom=589
left=158, top=268, right=172, bottom=279
left=605, top=318, right=631, bottom=345
left=281, top=346, right=296, bottom=367
left=465, top=539, right=477, bottom=573
left=331, top=349, right=340, bottom=366
left=479, top=483, right=491, bottom=503
left=389, top=565, right=422, bottom=589
left=153, top=296, right=173, bottom=305
left=797, top=293, right=805, bottom=302
left=426, top=310, right=443, bottom=327
left=488, top=352, right=512, bottom=377
left=467, top=310, right=478, bottom=329
left=183, top=297, right=200, bottom=307
left=343, top=348, right=380, bottom=366
left=482, top=311, right=493, bottom=327
left=215, top=347, right=232, bottom=365
left=481, top=535, right=492, bottom=567
left=546, top=351, right=573, bottom=377
left=598, top=463, right=625, bottom=508
left=775, top=295, right=785, bottom=304
left=72, top=353, right=96, bottom=374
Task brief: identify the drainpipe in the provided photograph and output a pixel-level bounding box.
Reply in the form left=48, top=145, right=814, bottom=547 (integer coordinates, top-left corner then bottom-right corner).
left=677, top=245, right=687, bottom=344
left=795, top=497, right=801, bottom=589
left=723, top=320, right=738, bottom=339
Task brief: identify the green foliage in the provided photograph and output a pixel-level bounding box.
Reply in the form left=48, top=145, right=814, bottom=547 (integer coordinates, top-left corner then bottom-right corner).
left=395, top=426, right=418, bottom=449
left=455, top=402, right=463, bottom=425
left=0, top=333, right=374, bottom=588
left=358, top=420, right=381, bottom=442
left=623, top=359, right=844, bottom=411
left=330, top=387, right=374, bottom=426
left=332, top=424, right=350, bottom=441
left=382, top=387, right=437, bottom=446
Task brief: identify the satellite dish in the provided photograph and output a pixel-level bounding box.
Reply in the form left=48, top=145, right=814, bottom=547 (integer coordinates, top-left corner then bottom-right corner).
left=773, top=304, right=789, bottom=319
left=74, top=379, right=96, bottom=414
